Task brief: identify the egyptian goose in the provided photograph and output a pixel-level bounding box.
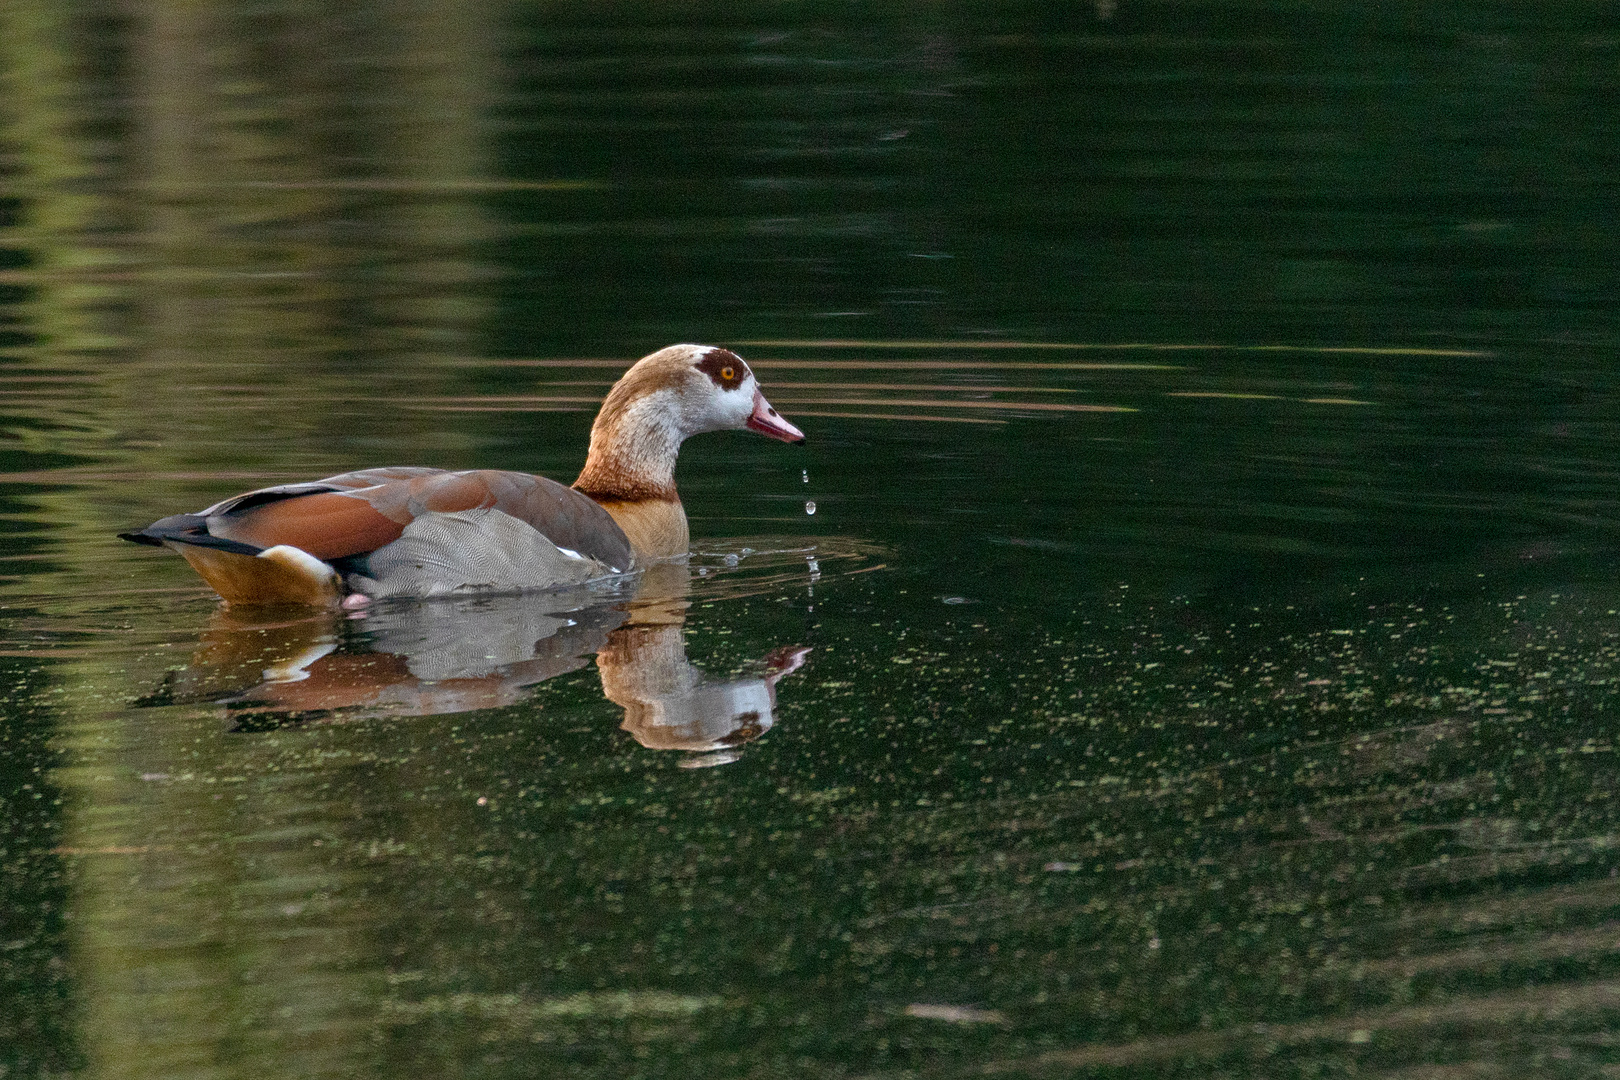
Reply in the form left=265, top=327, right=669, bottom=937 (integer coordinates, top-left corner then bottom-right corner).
left=119, top=344, right=805, bottom=605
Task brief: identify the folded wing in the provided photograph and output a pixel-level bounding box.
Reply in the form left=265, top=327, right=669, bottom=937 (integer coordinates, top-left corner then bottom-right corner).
left=119, top=468, right=635, bottom=602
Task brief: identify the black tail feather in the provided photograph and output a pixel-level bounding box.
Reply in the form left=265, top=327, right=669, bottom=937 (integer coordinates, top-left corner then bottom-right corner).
left=117, top=513, right=264, bottom=556
left=117, top=530, right=169, bottom=548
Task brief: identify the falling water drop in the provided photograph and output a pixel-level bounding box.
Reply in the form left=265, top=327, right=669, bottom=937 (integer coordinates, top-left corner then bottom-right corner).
left=802, top=469, right=809, bottom=483
left=804, top=500, right=817, bottom=516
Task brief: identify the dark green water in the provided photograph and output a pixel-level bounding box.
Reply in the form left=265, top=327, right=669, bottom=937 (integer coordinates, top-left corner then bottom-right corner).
left=3, top=3, right=1620, bottom=1077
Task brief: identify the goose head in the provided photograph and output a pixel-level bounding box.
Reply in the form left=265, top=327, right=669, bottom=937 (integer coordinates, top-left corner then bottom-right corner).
left=600, top=343, right=803, bottom=444
left=575, top=344, right=804, bottom=503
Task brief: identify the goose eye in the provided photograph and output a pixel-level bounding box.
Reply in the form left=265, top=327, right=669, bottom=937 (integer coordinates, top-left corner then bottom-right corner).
left=698, top=347, right=748, bottom=388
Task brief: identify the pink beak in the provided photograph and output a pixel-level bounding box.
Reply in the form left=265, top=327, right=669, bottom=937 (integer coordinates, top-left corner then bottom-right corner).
left=745, top=388, right=806, bottom=443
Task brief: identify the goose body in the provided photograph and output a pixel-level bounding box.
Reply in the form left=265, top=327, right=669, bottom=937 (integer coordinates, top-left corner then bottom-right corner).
left=119, top=344, right=805, bottom=605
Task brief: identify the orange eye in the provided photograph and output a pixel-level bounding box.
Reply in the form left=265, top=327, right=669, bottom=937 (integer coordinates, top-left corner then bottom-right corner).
left=721, top=366, right=735, bottom=380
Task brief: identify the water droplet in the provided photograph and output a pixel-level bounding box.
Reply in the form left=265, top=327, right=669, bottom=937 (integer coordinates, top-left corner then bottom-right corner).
left=805, top=500, right=817, bottom=515
left=802, top=469, right=809, bottom=483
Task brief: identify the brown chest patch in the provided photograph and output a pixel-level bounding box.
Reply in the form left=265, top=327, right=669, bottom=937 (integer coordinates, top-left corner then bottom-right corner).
left=573, top=471, right=678, bottom=504
left=590, top=497, right=690, bottom=561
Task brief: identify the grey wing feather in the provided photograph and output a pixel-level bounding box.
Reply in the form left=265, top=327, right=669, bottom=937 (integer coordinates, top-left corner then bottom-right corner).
left=313, top=469, right=632, bottom=572
left=469, top=471, right=634, bottom=572
left=349, top=508, right=621, bottom=599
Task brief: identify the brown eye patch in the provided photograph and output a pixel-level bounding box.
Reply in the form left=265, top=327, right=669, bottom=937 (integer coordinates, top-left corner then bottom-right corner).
left=696, top=348, right=750, bottom=390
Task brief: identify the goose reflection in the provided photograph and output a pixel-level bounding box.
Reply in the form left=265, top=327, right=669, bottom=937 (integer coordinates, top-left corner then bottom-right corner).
left=140, top=563, right=808, bottom=765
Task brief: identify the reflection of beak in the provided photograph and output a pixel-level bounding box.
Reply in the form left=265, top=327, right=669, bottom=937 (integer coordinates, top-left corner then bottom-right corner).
left=762, top=645, right=812, bottom=684
left=745, top=388, right=806, bottom=443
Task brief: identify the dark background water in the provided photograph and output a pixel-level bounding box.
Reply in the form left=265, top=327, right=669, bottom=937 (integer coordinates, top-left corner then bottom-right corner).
left=3, top=2, right=1620, bottom=1077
